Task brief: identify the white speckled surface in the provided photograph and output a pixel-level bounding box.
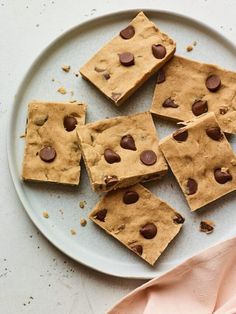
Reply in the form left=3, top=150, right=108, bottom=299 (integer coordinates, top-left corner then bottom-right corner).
left=0, top=1, right=236, bottom=313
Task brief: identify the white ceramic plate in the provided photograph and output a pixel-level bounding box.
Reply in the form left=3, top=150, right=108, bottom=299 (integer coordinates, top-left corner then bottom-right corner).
left=8, top=9, right=236, bottom=279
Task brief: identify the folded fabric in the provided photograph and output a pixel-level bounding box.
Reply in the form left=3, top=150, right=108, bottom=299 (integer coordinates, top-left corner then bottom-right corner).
left=108, top=237, right=236, bottom=314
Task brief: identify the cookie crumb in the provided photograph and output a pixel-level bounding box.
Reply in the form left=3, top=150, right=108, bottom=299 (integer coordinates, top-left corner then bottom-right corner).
left=51, top=78, right=55, bottom=82
left=61, top=65, right=71, bottom=73
left=20, top=134, right=26, bottom=138
left=59, top=208, right=64, bottom=215
left=193, top=41, right=197, bottom=46
left=186, top=45, right=193, bottom=52
left=79, top=201, right=86, bottom=209
left=69, top=100, right=77, bottom=103
left=200, top=220, right=214, bottom=234
left=70, top=228, right=77, bottom=235
left=70, top=90, right=74, bottom=96
left=80, top=218, right=87, bottom=227
left=42, top=211, right=49, bottom=219
left=57, top=87, right=67, bottom=94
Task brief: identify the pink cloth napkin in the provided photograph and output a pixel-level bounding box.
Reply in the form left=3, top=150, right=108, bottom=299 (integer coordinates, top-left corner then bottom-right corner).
left=108, top=237, right=236, bottom=314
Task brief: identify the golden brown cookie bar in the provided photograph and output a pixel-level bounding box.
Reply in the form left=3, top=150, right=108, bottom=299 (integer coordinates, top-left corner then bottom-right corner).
left=77, top=112, right=168, bottom=192
left=159, top=113, right=236, bottom=211
left=22, top=101, right=87, bottom=185
left=80, top=11, right=176, bottom=106
left=151, top=56, right=236, bottom=134
left=89, top=184, right=184, bottom=265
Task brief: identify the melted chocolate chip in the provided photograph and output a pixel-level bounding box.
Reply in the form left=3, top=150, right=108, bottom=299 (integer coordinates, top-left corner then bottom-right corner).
left=140, top=223, right=157, bottom=239
left=206, top=75, right=221, bottom=92
left=131, top=244, right=143, bottom=255
left=162, top=98, right=178, bottom=108
left=104, top=149, right=121, bottom=164
left=123, top=191, right=139, bottom=204
left=173, top=213, right=185, bottom=224
left=186, top=178, right=198, bottom=195
left=156, top=69, right=165, bottom=84
left=214, top=168, right=232, bottom=184
left=120, top=135, right=136, bottom=151
left=103, top=72, right=110, bottom=80
left=140, top=150, right=157, bottom=166
left=119, top=52, right=135, bottom=66
left=206, top=127, right=223, bottom=141
left=152, top=44, right=166, bottom=59
left=95, top=209, right=107, bottom=222
left=192, top=100, right=208, bottom=116
left=39, top=146, right=56, bottom=162
left=173, top=129, right=188, bottom=142
left=63, top=116, right=77, bottom=131
left=120, top=25, right=135, bottom=39
left=104, top=175, right=119, bottom=188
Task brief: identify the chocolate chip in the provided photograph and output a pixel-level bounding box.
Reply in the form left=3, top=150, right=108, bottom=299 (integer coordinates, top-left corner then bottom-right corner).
left=120, top=25, right=135, bottom=39
left=104, top=149, right=121, bottom=164
left=140, top=223, right=157, bottom=239
left=39, top=146, right=56, bottom=162
left=219, top=106, right=228, bottom=115
left=214, top=168, right=232, bottom=184
left=123, top=191, right=139, bottom=204
left=120, top=135, right=136, bottom=151
left=206, top=75, right=221, bottom=92
left=206, top=127, right=223, bottom=141
left=186, top=178, right=198, bottom=195
left=152, top=44, right=166, bottom=59
left=192, top=100, right=208, bottom=116
left=104, top=175, right=119, bottom=188
left=95, top=209, right=107, bottom=222
left=162, top=98, right=178, bottom=108
left=200, top=221, right=214, bottom=234
left=173, top=129, right=188, bottom=142
left=111, top=92, right=121, bottom=101
left=103, top=72, right=110, bottom=80
left=63, top=116, right=77, bottom=131
left=156, top=69, right=165, bottom=84
left=119, top=52, right=135, bottom=66
left=140, top=150, right=157, bottom=166
left=131, top=244, right=143, bottom=255
left=173, top=213, right=185, bottom=224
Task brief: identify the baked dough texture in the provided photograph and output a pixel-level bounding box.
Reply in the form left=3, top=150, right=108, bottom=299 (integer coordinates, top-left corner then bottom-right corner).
left=159, top=113, right=236, bottom=211
left=80, top=11, right=176, bottom=105
left=151, top=56, right=236, bottom=134
left=77, top=112, right=168, bottom=192
left=89, top=184, right=184, bottom=265
left=22, top=101, right=86, bottom=185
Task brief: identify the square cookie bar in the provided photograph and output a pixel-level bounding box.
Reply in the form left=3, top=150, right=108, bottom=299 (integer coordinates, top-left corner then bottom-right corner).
left=77, top=112, right=168, bottom=192
left=89, top=184, right=184, bottom=265
left=22, top=101, right=87, bottom=185
left=80, top=11, right=176, bottom=106
left=151, top=56, right=236, bottom=134
left=159, top=112, right=236, bottom=211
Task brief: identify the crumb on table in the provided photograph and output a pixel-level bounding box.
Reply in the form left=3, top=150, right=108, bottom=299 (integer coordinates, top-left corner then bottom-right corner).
left=42, top=211, right=49, bottom=219
left=70, top=228, right=77, bottom=235
left=186, top=45, right=193, bottom=52
left=80, top=218, right=87, bottom=227
left=79, top=201, right=86, bottom=209
left=61, top=65, right=71, bottom=72
left=57, top=87, right=67, bottom=94
left=200, top=220, right=215, bottom=234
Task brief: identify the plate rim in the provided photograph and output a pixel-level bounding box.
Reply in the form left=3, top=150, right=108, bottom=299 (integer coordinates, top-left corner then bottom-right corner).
left=7, top=8, right=236, bottom=279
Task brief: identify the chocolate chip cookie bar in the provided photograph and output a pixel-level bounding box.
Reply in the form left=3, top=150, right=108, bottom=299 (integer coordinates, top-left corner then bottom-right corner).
left=77, top=112, right=168, bottom=192
left=80, top=11, right=176, bottom=106
left=89, top=184, right=184, bottom=265
left=151, top=56, right=236, bottom=134
left=22, top=101, right=86, bottom=185
left=159, top=112, right=236, bottom=211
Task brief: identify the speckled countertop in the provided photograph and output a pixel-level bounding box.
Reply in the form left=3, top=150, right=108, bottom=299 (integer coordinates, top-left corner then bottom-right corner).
left=0, top=1, right=235, bottom=313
